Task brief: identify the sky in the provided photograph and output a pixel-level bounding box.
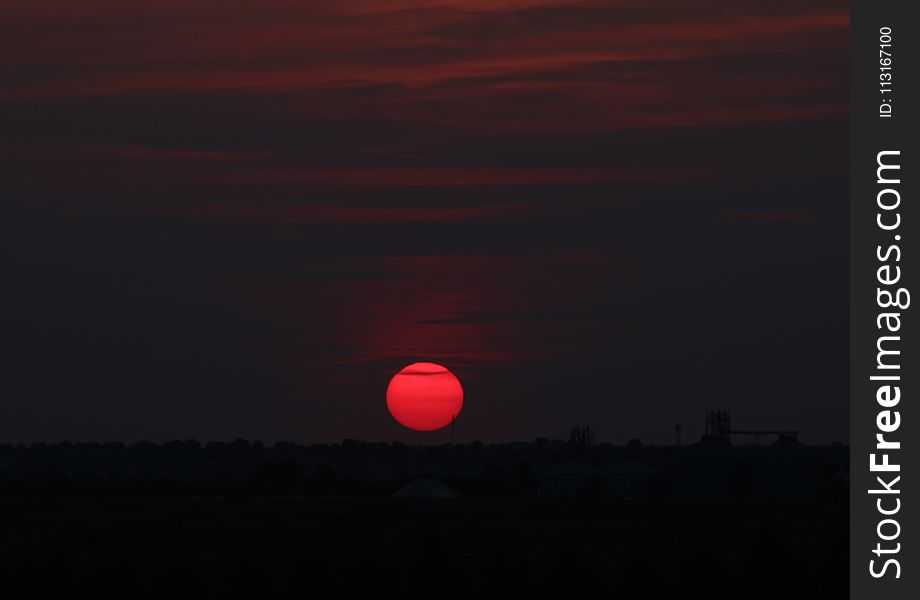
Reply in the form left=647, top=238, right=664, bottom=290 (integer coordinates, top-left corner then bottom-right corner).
left=1, top=0, right=849, bottom=444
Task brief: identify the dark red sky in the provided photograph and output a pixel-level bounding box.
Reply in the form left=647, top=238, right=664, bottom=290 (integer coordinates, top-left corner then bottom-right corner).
left=1, top=0, right=849, bottom=443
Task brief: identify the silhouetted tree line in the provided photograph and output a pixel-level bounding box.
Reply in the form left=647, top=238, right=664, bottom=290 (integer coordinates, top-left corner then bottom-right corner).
left=0, top=437, right=848, bottom=501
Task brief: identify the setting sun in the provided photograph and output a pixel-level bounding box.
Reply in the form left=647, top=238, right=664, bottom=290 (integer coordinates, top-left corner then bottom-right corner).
left=386, top=362, right=463, bottom=432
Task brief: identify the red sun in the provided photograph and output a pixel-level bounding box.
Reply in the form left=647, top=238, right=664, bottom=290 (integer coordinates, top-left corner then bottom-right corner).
left=386, top=362, right=463, bottom=432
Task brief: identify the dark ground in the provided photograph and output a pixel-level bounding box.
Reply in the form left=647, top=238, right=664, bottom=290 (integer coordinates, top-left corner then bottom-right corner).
left=0, top=496, right=846, bottom=600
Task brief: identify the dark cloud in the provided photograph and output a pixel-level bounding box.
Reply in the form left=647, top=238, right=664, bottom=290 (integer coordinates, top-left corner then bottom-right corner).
left=1, top=0, right=848, bottom=444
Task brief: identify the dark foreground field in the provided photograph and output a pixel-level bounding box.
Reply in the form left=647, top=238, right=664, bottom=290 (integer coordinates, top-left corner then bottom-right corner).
left=1, top=497, right=846, bottom=600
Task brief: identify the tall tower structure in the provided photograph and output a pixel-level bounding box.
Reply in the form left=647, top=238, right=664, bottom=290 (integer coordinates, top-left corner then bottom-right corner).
left=704, top=409, right=731, bottom=443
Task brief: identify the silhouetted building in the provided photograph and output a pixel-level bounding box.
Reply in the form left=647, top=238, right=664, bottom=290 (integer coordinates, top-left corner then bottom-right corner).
left=568, top=425, right=596, bottom=446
